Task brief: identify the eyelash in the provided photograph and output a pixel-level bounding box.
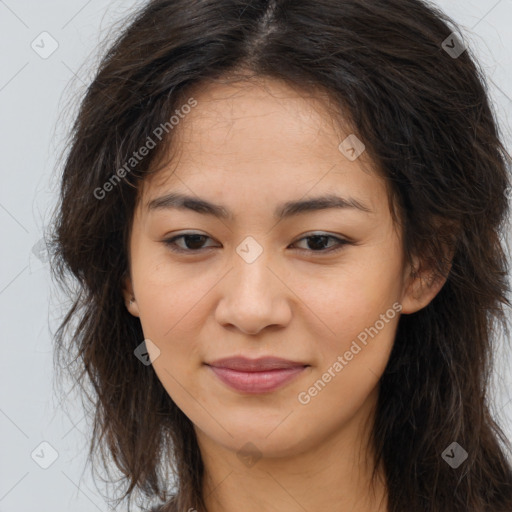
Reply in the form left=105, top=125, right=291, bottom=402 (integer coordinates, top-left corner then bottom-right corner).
left=162, top=232, right=352, bottom=255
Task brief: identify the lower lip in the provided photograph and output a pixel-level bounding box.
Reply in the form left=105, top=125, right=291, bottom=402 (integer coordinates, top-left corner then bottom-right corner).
left=207, top=365, right=307, bottom=394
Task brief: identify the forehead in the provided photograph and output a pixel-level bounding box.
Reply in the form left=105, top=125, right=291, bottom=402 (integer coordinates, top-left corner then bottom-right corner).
left=171, top=77, right=347, bottom=159
left=139, top=77, right=387, bottom=214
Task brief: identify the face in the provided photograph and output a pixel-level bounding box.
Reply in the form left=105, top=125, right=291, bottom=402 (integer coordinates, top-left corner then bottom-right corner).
left=124, top=77, right=440, bottom=460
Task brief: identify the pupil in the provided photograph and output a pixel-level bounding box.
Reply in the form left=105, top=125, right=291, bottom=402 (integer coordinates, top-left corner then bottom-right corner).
left=186, top=235, right=205, bottom=249
left=309, top=235, right=328, bottom=250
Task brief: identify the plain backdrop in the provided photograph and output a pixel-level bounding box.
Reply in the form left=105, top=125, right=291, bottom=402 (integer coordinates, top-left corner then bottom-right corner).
left=1, top=0, right=511, bottom=510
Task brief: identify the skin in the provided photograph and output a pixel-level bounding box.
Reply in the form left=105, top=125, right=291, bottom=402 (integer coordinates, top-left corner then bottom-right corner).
left=123, top=76, right=446, bottom=512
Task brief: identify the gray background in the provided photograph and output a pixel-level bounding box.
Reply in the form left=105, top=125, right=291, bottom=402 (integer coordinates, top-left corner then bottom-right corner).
left=1, top=0, right=511, bottom=510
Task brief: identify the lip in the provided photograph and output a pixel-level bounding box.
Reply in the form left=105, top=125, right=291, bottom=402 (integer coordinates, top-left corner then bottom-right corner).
left=207, top=356, right=307, bottom=371
left=205, top=357, right=309, bottom=394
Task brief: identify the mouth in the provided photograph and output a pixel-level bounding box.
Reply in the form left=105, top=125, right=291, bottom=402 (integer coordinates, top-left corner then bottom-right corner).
left=205, top=356, right=310, bottom=394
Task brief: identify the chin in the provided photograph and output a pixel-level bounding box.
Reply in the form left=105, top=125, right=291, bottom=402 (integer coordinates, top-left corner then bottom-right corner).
left=196, top=414, right=312, bottom=459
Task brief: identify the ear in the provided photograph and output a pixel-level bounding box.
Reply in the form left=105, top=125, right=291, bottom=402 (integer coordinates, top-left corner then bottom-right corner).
left=122, top=273, right=140, bottom=317
left=400, top=254, right=451, bottom=315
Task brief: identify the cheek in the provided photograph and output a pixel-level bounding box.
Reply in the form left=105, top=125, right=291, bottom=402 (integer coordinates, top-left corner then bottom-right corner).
left=131, top=253, right=221, bottom=388
left=133, top=249, right=218, bottom=338
left=300, top=280, right=400, bottom=386
left=136, top=269, right=208, bottom=412
left=290, top=257, right=402, bottom=347
left=294, top=323, right=395, bottom=446
left=294, top=274, right=401, bottom=420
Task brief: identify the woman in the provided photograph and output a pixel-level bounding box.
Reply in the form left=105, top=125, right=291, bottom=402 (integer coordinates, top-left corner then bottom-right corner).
left=48, top=0, right=512, bottom=511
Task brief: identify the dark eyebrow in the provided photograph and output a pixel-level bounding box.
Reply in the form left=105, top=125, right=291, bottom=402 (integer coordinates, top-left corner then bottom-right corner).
left=146, top=192, right=372, bottom=220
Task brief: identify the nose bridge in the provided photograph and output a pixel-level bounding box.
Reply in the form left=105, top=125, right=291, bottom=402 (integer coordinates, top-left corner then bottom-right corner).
left=215, top=235, right=291, bottom=334
left=232, top=235, right=275, bottom=301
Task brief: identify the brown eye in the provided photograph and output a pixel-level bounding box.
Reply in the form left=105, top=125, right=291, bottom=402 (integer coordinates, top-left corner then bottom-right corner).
left=291, top=234, right=351, bottom=254
left=163, top=233, right=218, bottom=253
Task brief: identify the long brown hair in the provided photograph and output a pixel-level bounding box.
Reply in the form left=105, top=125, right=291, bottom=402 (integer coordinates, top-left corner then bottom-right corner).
left=48, top=0, right=512, bottom=510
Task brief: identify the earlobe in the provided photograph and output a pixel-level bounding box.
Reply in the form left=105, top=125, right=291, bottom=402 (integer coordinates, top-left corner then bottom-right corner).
left=122, top=275, right=140, bottom=317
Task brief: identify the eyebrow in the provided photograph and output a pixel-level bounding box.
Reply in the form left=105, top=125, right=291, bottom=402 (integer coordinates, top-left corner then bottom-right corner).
left=146, top=192, right=372, bottom=220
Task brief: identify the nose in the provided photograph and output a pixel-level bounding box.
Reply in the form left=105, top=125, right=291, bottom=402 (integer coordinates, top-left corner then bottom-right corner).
left=214, top=246, right=292, bottom=336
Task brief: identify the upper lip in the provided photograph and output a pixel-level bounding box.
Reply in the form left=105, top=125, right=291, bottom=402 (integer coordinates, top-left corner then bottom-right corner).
left=206, top=356, right=308, bottom=372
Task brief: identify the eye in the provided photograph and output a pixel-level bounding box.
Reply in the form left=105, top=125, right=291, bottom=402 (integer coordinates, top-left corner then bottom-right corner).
left=290, top=233, right=351, bottom=253
left=162, top=232, right=352, bottom=254
left=162, top=233, right=219, bottom=253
